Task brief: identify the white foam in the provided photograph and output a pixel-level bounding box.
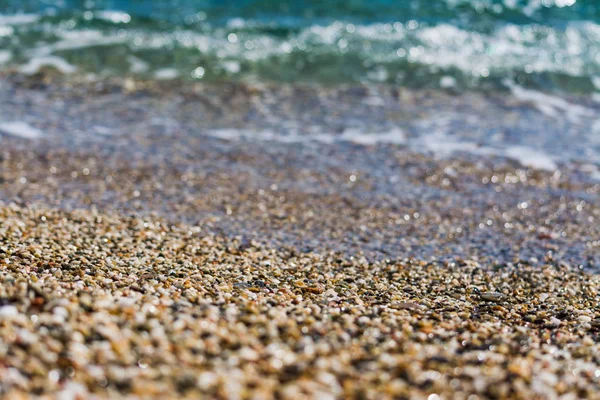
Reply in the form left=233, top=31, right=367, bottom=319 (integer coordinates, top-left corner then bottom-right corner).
left=26, top=30, right=126, bottom=57
left=417, top=123, right=559, bottom=171
left=0, top=50, right=11, bottom=64
left=0, top=121, right=44, bottom=139
left=581, top=164, right=600, bottom=181
left=0, top=25, right=12, bottom=37
left=19, top=56, right=77, bottom=75
left=188, top=122, right=564, bottom=172
left=207, top=128, right=405, bottom=146
left=440, top=76, right=457, bottom=88
left=504, top=80, right=595, bottom=123
left=208, top=129, right=333, bottom=144
left=405, top=21, right=600, bottom=92
left=95, top=10, right=131, bottom=24
left=415, top=116, right=488, bottom=157
left=504, top=146, right=557, bottom=171
left=127, top=56, right=149, bottom=73
left=420, top=131, right=492, bottom=157
left=154, top=68, right=179, bottom=80
left=221, top=61, right=241, bottom=74
left=0, top=14, right=39, bottom=25
left=339, top=127, right=406, bottom=145
left=227, top=18, right=246, bottom=29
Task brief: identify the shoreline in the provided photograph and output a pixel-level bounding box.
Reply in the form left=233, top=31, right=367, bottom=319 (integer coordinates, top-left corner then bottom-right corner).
left=0, top=73, right=599, bottom=397
left=1, top=134, right=598, bottom=268
left=1, top=72, right=599, bottom=174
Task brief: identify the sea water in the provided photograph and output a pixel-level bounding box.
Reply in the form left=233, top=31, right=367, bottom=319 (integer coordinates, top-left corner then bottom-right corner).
left=0, top=1, right=599, bottom=177
left=0, top=0, right=599, bottom=92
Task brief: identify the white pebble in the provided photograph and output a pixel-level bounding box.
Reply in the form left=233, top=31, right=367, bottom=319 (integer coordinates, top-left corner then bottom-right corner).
left=0, top=305, right=19, bottom=318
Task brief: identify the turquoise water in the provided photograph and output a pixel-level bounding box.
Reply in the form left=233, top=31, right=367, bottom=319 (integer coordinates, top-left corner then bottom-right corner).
left=1, top=0, right=600, bottom=92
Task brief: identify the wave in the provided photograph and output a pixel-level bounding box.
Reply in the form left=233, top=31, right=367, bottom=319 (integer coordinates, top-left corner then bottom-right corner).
left=0, top=1, right=599, bottom=92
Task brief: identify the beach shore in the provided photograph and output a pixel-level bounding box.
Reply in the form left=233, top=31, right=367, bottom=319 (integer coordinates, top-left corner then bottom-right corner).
left=2, top=0, right=600, bottom=396
left=0, top=76, right=599, bottom=398
left=1, top=203, right=599, bottom=399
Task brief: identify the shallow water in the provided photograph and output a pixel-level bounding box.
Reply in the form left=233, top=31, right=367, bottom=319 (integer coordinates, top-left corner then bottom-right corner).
left=0, top=79, right=598, bottom=270
left=1, top=78, right=598, bottom=173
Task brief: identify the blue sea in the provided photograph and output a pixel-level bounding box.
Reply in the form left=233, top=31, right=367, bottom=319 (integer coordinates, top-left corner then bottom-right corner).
left=1, top=0, right=599, bottom=93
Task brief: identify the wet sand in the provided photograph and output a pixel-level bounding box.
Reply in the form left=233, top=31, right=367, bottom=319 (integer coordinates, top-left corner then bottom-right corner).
left=0, top=75, right=600, bottom=398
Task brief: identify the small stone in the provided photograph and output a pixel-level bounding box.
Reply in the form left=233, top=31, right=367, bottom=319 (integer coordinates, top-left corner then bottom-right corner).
left=480, top=292, right=504, bottom=302
left=391, top=302, right=421, bottom=310
left=0, top=305, right=19, bottom=318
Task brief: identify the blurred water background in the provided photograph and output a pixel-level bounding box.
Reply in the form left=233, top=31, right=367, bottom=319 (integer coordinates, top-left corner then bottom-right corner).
left=0, top=0, right=599, bottom=93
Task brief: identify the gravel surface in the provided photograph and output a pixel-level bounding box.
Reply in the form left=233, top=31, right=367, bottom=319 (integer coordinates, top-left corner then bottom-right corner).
left=1, top=204, right=599, bottom=399
left=0, top=76, right=599, bottom=399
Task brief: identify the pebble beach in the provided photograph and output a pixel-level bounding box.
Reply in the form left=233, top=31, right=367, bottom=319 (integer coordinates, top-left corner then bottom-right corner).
left=2, top=0, right=600, bottom=394
left=0, top=74, right=599, bottom=398
left=1, top=203, right=600, bottom=399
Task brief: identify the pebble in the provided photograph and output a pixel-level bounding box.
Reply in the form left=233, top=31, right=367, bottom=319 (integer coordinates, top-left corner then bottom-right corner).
left=479, top=292, right=505, bottom=302
left=0, top=305, right=19, bottom=318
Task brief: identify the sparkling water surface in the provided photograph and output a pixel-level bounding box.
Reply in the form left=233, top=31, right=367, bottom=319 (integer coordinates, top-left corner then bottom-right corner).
left=0, top=0, right=599, bottom=92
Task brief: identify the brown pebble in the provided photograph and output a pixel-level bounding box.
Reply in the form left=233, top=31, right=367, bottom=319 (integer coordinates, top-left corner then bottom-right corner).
left=390, top=302, right=421, bottom=310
